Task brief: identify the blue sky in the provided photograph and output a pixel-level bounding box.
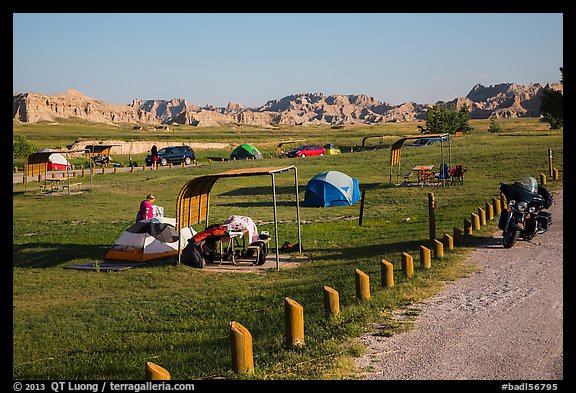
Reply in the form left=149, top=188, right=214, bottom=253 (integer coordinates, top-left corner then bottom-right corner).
left=13, top=13, right=563, bottom=108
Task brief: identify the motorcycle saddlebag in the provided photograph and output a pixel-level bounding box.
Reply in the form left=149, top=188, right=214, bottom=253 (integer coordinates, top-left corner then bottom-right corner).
left=498, top=210, right=510, bottom=231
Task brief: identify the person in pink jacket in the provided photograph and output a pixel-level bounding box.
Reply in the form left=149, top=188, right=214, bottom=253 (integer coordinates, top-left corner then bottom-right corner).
left=138, top=194, right=156, bottom=221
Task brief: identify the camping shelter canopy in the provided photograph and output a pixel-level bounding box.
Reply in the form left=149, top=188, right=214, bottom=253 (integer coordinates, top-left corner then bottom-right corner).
left=176, top=166, right=301, bottom=270
left=388, top=133, right=451, bottom=183
left=303, top=171, right=360, bottom=207
left=229, top=143, right=263, bottom=160
left=84, top=144, right=123, bottom=158
left=24, top=148, right=89, bottom=193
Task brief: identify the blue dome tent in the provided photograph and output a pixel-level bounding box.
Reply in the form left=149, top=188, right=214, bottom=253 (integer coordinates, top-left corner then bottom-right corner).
left=303, top=171, right=361, bottom=207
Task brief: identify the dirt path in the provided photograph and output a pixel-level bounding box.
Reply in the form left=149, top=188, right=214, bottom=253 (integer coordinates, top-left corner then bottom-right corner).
left=355, top=189, right=563, bottom=380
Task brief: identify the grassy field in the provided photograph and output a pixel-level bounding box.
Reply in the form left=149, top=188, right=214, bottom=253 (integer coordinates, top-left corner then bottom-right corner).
left=12, top=118, right=563, bottom=379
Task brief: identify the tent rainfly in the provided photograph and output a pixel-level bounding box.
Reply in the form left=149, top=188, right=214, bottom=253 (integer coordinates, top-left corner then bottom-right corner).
left=175, top=166, right=302, bottom=270
left=388, top=133, right=451, bottom=183
left=105, top=217, right=195, bottom=262
left=303, top=171, right=360, bottom=207
left=229, top=143, right=263, bottom=160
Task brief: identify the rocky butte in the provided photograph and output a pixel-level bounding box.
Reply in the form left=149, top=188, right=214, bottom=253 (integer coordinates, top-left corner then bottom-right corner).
left=13, top=83, right=562, bottom=127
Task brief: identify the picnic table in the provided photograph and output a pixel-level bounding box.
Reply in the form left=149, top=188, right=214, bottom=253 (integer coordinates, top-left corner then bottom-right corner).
left=40, top=177, right=69, bottom=192
left=412, top=165, right=434, bottom=185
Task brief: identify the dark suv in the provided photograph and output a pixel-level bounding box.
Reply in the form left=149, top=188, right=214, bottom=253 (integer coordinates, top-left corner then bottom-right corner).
left=145, top=145, right=195, bottom=166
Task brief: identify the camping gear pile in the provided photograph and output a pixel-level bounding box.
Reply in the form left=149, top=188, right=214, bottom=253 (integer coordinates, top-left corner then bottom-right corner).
left=181, top=215, right=269, bottom=268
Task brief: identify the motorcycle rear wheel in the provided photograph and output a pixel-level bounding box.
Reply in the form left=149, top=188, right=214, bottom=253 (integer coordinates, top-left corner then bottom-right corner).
left=503, top=228, right=520, bottom=248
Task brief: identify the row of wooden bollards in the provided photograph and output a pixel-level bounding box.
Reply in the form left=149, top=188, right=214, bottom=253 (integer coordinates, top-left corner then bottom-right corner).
left=144, top=181, right=562, bottom=379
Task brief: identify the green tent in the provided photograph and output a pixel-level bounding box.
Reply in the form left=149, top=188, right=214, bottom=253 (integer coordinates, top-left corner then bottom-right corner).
left=229, top=143, right=263, bottom=160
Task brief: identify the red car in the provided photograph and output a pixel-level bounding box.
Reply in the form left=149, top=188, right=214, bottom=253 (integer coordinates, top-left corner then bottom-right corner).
left=287, top=145, right=326, bottom=158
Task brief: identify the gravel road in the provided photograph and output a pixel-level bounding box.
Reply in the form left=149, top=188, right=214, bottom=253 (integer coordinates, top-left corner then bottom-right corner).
left=355, top=189, right=563, bottom=380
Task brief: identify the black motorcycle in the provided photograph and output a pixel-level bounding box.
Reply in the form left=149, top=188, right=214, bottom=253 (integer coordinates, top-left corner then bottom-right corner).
left=498, top=176, right=553, bottom=248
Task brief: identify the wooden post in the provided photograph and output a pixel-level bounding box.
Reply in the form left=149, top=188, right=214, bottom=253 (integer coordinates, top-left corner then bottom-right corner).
left=553, top=168, right=559, bottom=180
left=478, top=207, right=486, bottom=226
left=464, top=218, right=473, bottom=235
left=500, top=193, right=507, bottom=210
left=114, top=166, right=118, bottom=174
left=471, top=213, right=480, bottom=231
left=401, top=252, right=414, bottom=277
left=131, top=164, right=135, bottom=173
left=51, top=172, right=56, bottom=179
left=229, top=321, right=255, bottom=374
left=355, top=269, right=370, bottom=300
left=486, top=202, right=494, bottom=220
left=433, top=239, right=444, bottom=259
left=81, top=166, right=85, bottom=177
left=358, top=189, right=366, bottom=226
left=284, top=297, right=304, bottom=347
left=428, top=192, right=436, bottom=241
left=548, top=148, right=553, bottom=177
left=419, top=246, right=431, bottom=269
left=145, top=361, right=170, bottom=380
left=380, top=260, right=394, bottom=288
left=492, top=197, right=501, bottom=215
left=90, top=166, right=95, bottom=177
left=142, top=164, right=146, bottom=171
left=102, top=166, right=106, bottom=175
left=540, top=173, right=547, bottom=186
left=323, top=286, right=340, bottom=318
left=14, top=166, right=18, bottom=173
left=453, top=227, right=462, bottom=244
left=443, top=234, right=454, bottom=251
left=38, top=174, right=42, bottom=183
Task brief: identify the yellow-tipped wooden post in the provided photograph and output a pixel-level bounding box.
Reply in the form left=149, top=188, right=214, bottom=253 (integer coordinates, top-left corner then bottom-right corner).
left=464, top=219, right=472, bottom=235
left=284, top=297, right=304, bottom=347
left=492, top=197, right=501, bottom=215
left=52, top=172, right=56, bottom=179
left=486, top=202, right=494, bottom=220
left=229, top=321, right=254, bottom=374
left=90, top=166, right=95, bottom=176
left=540, top=173, right=547, bottom=186
left=453, top=227, right=462, bottom=244
left=102, top=166, right=106, bottom=175
left=553, top=168, right=559, bottom=180
left=443, top=234, right=454, bottom=251
left=114, top=166, right=118, bottom=174
left=355, top=269, right=371, bottom=300
left=401, top=252, right=414, bottom=278
left=478, top=207, right=486, bottom=226
left=14, top=166, right=18, bottom=173
left=500, top=193, right=507, bottom=210
left=73, top=171, right=77, bottom=179
left=323, top=286, right=340, bottom=318
left=471, top=213, right=480, bottom=231
left=145, top=361, right=170, bottom=380
left=419, top=246, right=431, bottom=269
left=433, top=239, right=444, bottom=259
left=131, top=164, right=135, bottom=173
left=142, top=164, right=146, bottom=171
left=62, top=172, right=66, bottom=178
left=38, top=174, right=42, bottom=183
left=81, top=165, right=85, bottom=177
left=380, top=260, right=394, bottom=288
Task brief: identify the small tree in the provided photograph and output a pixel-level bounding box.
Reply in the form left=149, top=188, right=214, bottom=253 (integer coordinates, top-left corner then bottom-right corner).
left=488, top=118, right=502, bottom=133
left=13, top=136, right=36, bottom=159
left=419, top=102, right=473, bottom=134
left=540, top=67, right=563, bottom=130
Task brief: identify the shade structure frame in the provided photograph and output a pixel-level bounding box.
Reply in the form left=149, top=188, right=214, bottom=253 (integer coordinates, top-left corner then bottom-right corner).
left=175, top=166, right=302, bottom=270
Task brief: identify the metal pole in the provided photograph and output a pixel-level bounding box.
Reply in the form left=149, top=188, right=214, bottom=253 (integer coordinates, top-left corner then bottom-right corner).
left=271, top=173, right=280, bottom=271
left=294, top=167, right=302, bottom=253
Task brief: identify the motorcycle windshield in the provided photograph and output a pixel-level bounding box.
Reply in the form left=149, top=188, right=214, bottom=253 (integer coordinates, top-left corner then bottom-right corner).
left=513, top=176, right=538, bottom=194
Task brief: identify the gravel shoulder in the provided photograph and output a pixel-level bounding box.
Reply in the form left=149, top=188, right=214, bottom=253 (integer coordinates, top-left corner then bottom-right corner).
left=354, top=189, right=563, bottom=380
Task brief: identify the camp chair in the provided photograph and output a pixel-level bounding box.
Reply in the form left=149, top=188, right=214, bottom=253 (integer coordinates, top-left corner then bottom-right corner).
left=449, top=164, right=465, bottom=185
left=434, top=163, right=450, bottom=186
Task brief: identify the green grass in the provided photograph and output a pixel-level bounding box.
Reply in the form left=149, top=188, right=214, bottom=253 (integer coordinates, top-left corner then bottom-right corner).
left=12, top=118, right=563, bottom=379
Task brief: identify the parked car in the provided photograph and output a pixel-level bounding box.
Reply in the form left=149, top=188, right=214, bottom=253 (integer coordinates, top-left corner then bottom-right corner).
left=287, top=145, right=326, bottom=158
left=324, top=143, right=342, bottom=155
left=145, top=145, right=195, bottom=166
left=407, top=136, right=449, bottom=147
